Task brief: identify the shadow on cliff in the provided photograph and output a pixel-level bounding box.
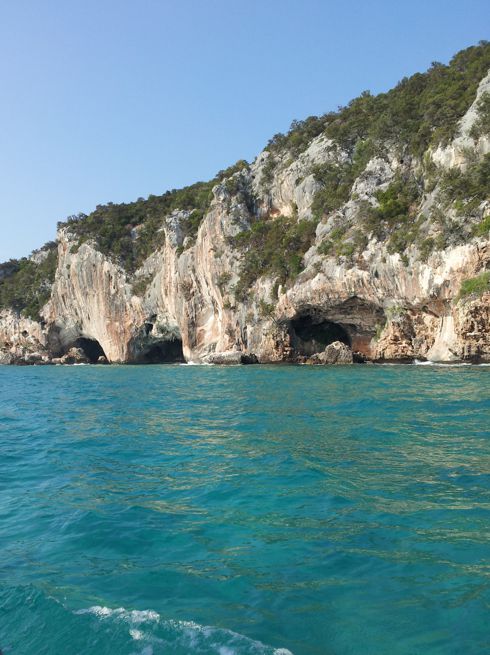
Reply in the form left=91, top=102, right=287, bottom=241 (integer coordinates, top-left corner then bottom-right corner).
left=133, top=338, right=185, bottom=364
left=285, top=300, right=385, bottom=361
left=71, top=337, right=107, bottom=363
left=128, top=320, right=186, bottom=364
left=289, top=314, right=352, bottom=356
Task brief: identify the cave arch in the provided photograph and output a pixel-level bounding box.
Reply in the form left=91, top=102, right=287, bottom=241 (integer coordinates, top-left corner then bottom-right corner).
left=72, top=337, right=107, bottom=363
left=289, top=313, right=352, bottom=357
left=137, top=338, right=185, bottom=364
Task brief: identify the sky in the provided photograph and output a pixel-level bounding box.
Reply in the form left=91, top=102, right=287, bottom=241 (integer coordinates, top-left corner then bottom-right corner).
left=0, top=0, right=489, bottom=261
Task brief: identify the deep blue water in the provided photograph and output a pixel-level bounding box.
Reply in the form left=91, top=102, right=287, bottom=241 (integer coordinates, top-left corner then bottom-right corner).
left=0, top=364, right=489, bottom=655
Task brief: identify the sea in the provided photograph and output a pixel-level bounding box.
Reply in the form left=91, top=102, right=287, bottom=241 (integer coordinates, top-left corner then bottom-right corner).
left=0, top=363, right=489, bottom=655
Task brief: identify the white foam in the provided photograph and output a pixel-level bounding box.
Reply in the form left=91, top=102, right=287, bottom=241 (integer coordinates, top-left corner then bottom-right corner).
left=414, top=359, right=472, bottom=367
left=76, top=605, right=294, bottom=654
left=76, top=606, right=159, bottom=623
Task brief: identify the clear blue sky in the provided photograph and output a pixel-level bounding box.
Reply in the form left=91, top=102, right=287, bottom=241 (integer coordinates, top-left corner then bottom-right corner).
left=1, top=0, right=489, bottom=261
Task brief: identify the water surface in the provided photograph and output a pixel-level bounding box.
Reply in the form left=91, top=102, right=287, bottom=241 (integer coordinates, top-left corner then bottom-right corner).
left=0, top=364, right=489, bottom=654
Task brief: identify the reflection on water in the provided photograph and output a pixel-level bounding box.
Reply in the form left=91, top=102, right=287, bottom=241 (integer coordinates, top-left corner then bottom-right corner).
left=0, top=365, right=489, bottom=655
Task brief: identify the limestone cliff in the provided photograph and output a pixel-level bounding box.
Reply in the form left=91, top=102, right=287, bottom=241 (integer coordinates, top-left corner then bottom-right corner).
left=1, top=44, right=490, bottom=365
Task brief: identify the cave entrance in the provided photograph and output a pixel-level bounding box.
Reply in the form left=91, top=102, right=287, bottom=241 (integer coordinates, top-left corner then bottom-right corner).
left=139, top=338, right=185, bottom=364
left=73, top=337, right=107, bottom=363
left=289, top=314, right=351, bottom=356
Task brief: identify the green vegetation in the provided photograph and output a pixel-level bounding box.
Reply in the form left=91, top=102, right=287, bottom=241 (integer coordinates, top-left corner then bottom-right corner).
left=2, top=44, right=490, bottom=319
left=311, top=138, right=378, bottom=219
left=62, top=181, right=214, bottom=273
left=386, top=305, right=407, bottom=321
left=0, top=244, right=58, bottom=320
left=265, top=43, right=490, bottom=264
left=457, top=271, right=490, bottom=300
left=318, top=175, right=422, bottom=260
left=132, top=274, right=154, bottom=297
left=266, top=116, right=326, bottom=157
left=61, top=160, right=250, bottom=273
left=418, top=237, right=436, bottom=262
left=232, top=215, right=316, bottom=300
left=318, top=226, right=355, bottom=258
left=266, top=42, right=490, bottom=160
left=216, top=271, right=232, bottom=291
left=365, top=176, right=421, bottom=253
left=258, top=299, right=276, bottom=318
left=440, top=153, right=490, bottom=215
left=469, top=92, right=490, bottom=140
left=474, top=214, right=490, bottom=236
left=316, top=174, right=429, bottom=260
left=311, top=162, right=354, bottom=217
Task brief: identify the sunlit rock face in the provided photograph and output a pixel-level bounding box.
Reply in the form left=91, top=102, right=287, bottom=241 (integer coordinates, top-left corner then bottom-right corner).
left=0, top=310, right=49, bottom=364
left=2, top=64, right=490, bottom=365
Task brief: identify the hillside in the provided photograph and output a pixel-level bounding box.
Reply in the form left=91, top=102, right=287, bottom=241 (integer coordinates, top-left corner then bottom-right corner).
left=1, top=42, right=490, bottom=365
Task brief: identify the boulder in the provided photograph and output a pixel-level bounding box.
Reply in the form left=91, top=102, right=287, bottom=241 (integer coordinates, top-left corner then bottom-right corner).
left=306, top=341, right=353, bottom=365
left=205, top=350, right=258, bottom=365
left=59, top=347, right=90, bottom=365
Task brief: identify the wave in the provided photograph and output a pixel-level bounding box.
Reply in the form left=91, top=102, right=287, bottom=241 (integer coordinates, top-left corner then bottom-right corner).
left=378, top=359, right=488, bottom=367
left=0, top=585, right=292, bottom=655
left=76, top=605, right=293, bottom=655
left=413, top=359, right=473, bottom=367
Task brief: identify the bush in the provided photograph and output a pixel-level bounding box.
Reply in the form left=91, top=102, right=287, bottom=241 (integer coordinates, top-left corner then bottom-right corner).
left=418, top=237, right=436, bottom=262
left=0, top=244, right=58, bottom=321
left=264, top=42, right=490, bottom=159
left=60, top=161, right=250, bottom=273
left=266, top=116, right=326, bottom=157
left=216, top=271, right=232, bottom=290
left=258, top=299, right=275, bottom=318
left=457, top=271, right=490, bottom=299
left=440, top=153, right=490, bottom=215
left=474, top=214, right=490, bottom=236
left=361, top=176, right=421, bottom=247
left=232, top=215, right=316, bottom=300
left=469, top=92, right=490, bottom=139
left=132, top=274, right=153, bottom=297
left=311, top=162, right=354, bottom=217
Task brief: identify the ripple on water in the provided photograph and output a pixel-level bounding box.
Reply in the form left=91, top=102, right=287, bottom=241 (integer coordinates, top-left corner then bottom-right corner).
left=0, top=364, right=489, bottom=655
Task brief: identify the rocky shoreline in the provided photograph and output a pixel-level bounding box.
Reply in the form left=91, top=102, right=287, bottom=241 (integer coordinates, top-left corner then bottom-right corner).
left=2, top=339, right=488, bottom=367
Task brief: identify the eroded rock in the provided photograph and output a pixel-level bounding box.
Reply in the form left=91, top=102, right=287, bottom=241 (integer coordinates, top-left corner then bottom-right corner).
left=1, top=60, right=490, bottom=366
left=306, top=341, right=354, bottom=365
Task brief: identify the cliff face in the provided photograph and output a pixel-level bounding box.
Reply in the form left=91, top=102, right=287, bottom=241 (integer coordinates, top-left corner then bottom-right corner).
left=1, top=49, right=490, bottom=365
left=0, top=310, right=49, bottom=364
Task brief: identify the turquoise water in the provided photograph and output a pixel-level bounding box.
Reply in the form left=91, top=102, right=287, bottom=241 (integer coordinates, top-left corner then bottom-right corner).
left=0, top=364, right=489, bottom=655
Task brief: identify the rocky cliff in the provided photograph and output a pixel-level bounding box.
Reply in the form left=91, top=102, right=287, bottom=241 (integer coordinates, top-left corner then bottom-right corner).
left=1, top=43, right=490, bottom=365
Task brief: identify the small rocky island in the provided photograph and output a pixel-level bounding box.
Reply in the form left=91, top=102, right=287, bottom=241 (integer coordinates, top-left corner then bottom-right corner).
left=1, top=43, right=490, bottom=366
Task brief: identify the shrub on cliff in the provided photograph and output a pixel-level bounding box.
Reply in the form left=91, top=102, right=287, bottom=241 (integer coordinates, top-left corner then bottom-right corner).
left=61, top=181, right=215, bottom=273
left=0, top=244, right=58, bottom=321
left=440, top=153, right=490, bottom=215
left=457, top=271, right=490, bottom=300
left=469, top=92, right=490, bottom=140
left=60, top=160, right=250, bottom=273
left=233, top=215, right=316, bottom=300
left=266, top=41, right=490, bottom=160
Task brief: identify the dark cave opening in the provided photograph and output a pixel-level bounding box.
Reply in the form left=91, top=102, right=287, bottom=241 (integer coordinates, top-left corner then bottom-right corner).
left=289, top=314, right=352, bottom=356
left=139, top=338, right=185, bottom=364
left=73, top=337, right=107, bottom=363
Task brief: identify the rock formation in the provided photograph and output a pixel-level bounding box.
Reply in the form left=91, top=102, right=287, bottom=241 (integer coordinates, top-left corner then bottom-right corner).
left=306, top=341, right=354, bottom=365
left=1, top=44, right=489, bottom=365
